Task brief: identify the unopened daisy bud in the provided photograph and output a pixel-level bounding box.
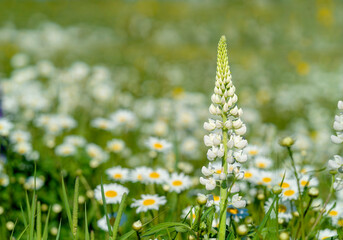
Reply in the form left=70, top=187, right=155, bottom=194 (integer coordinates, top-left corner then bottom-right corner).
left=197, top=194, right=208, bottom=205
left=52, top=204, right=62, bottom=213
left=0, top=206, right=4, bottom=215
left=272, top=185, right=282, bottom=195
left=6, top=221, right=15, bottom=231
left=188, top=235, right=196, bottom=240
left=78, top=195, right=85, bottom=204
left=163, top=184, right=170, bottom=192
left=41, top=204, right=48, bottom=212
left=76, top=169, right=82, bottom=176
left=86, top=190, right=94, bottom=198
left=50, top=227, right=58, bottom=236
left=237, top=224, right=248, bottom=236
left=257, top=193, right=265, bottom=200
left=280, top=137, right=295, bottom=147
left=278, top=218, right=284, bottom=225
left=279, top=232, right=290, bottom=240
left=308, top=187, right=319, bottom=198
left=245, top=216, right=253, bottom=225
left=132, top=220, right=143, bottom=231
left=292, top=211, right=299, bottom=217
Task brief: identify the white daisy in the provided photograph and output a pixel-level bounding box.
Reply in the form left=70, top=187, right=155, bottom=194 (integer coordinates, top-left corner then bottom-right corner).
left=281, top=186, right=299, bottom=201
left=106, top=166, right=130, bottom=182
left=130, top=166, right=150, bottom=183
left=9, top=130, right=31, bottom=143
left=91, top=118, right=115, bottom=131
left=106, top=139, right=125, bottom=153
left=131, top=194, right=167, bottom=213
left=110, top=109, right=137, bottom=129
left=255, top=171, right=276, bottom=187
left=0, top=173, right=9, bottom=187
left=94, top=183, right=129, bottom=204
left=0, top=118, right=13, bottom=136
left=167, top=172, right=192, bottom=193
left=14, top=142, right=32, bottom=155
left=254, top=156, right=272, bottom=169
left=24, top=176, right=44, bottom=190
left=55, top=143, right=77, bottom=157
left=146, top=137, right=172, bottom=153
left=86, top=143, right=108, bottom=162
left=317, top=229, right=337, bottom=240
left=143, top=168, right=169, bottom=184
left=64, top=135, right=86, bottom=147
left=299, top=175, right=319, bottom=189
left=264, top=198, right=293, bottom=222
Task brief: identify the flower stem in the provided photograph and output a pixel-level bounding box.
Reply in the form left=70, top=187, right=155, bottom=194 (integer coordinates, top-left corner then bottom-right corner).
left=218, top=115, right=229, bottom=240
left=287, top=147, right=305, bottom=240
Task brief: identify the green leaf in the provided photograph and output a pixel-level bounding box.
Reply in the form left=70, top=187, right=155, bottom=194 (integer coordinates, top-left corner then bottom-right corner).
left=112, top=192, right=128, bottom=240
left=253, top=196, right=277, bottom=240
left=42, top=207, right=51, bottom=240
left=118, top=230, right=135, bottom=240
left=61, top=176, right=73, bottom=233
left=56, top=219, right=62, bottom=240
left=142, top=222, right=193, bottom=237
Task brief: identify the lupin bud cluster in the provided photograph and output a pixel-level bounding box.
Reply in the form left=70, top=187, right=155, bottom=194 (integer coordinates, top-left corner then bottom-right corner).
left=331, top=100, right=343, bottom=144
left=200, top=36, right=248, bottom=193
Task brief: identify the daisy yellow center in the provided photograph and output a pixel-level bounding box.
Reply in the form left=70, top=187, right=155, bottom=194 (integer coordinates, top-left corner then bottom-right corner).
left=300, top=169, right=307, bottom=174
left=137, top=174, right=142, bottom=180
left=213, top=195, right=220, bottom=201
left=228, top=208, right=238, bottom=214
left=88, top=150, right=97, bottom=158
left=278, top=204, right=287, bottom=213
left=172, top=180, right=183, bottom=186
left=244, top=172, right=252, bottom=178
left=62, top=148, right=71, bottom=154
left=257, top=162, right=266, bottom=168
left=111, top=144, right=121, bottom=151
left=100, top=122, right=108, bottom=129
left=118, top=116, right=126, bottom=122
left=0, top=125, right=3, bottom=130
left=280, top=182, right=290, bottom=188
left=300, top=180, right=309, bottom=186
left=249, top=150, right=258, bottom=155
left=143, top=199, right=156, bottom=206
left=192, top=213, right=196, bottom=219
left=338, top=219, right=343, bottom=227
left=105, top=190, right=118, bottom=198
left=328, top=210, right=338, bottom=216
left=262, top=177, right=272, bottom=183
left=153, top=143, right=163, bottom=149
left=284, top=190, right=295, bottom=197
left=216, top=169, right=222, bottom=174
left=113, top=173, right=122, bottom=179
left=18, top=147, right=26, bottom=154
left=149, top=172, right=160, bottom=179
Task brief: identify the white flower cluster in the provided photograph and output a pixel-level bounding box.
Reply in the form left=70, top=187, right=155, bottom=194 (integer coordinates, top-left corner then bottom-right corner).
left=200, top=36, right=247, bottom=192
left=331, top=100, right=343, bottom=144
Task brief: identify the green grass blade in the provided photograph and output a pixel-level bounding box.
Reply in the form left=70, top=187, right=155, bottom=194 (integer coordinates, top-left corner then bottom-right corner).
left=56, top=219, right=62, bottom=240
left=10, top=219, right=18, bottom=240
left=42, top=206, right=51, bottom=240
left=37, top=201, right=42, bottom=240
left=29, top=165, right=37, bottom=240
left=61, top=176, right=73, bottom=233
left=72, top=177, right=80, bottom=238
left=253, top=196, right=277, bottom=240
left=118, top=230, right=135, bottom=240
left=112, top=193, right=128, bottom=240
left=85, top=203, right=90, bottom=240
left=17, top=225, right=30, bottom=240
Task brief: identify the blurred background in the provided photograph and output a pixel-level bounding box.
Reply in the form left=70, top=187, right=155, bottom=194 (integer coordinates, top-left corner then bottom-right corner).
left=0, top=0, right=342, bottom=129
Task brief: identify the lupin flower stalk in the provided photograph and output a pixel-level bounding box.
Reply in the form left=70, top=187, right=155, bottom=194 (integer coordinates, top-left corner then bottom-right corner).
left=331, top=100, right=343, bottom=144
left=200, top=36, right=248, bottom=239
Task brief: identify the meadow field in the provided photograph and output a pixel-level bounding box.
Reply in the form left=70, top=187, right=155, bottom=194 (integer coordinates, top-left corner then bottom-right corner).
left=0, top=0, right=343, bottom=239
